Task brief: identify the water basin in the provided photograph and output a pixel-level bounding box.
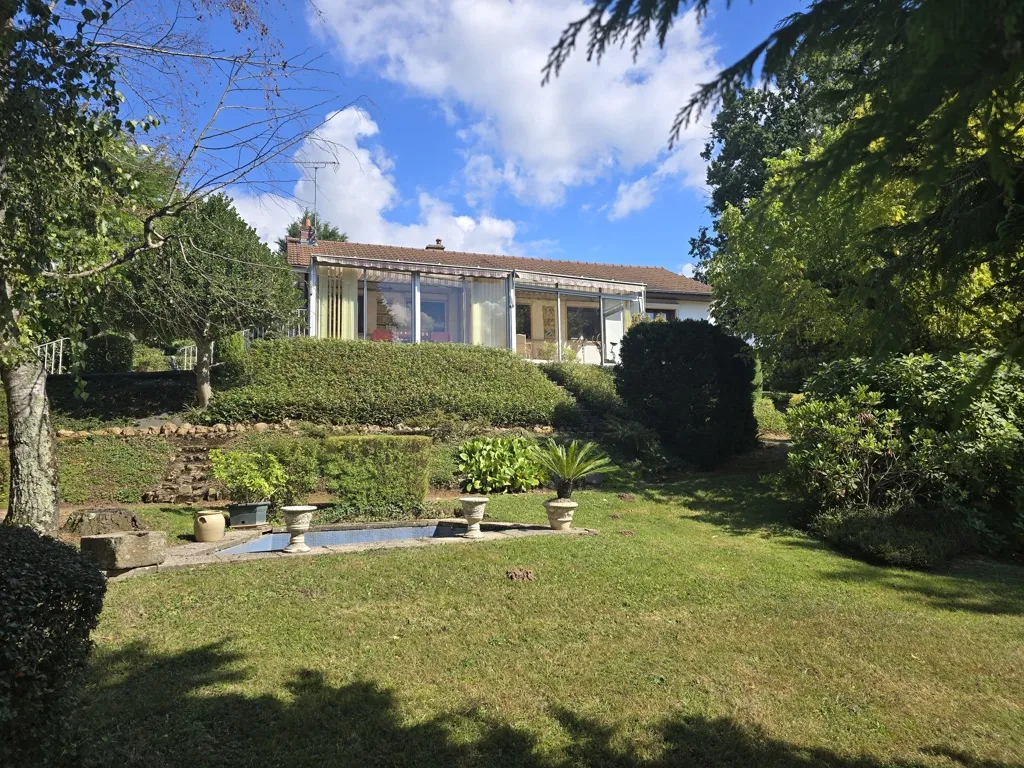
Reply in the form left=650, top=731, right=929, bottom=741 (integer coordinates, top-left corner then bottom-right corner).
left=217, top=524, right=459, bottom=555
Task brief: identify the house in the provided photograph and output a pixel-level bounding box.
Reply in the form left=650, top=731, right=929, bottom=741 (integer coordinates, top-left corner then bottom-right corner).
left=285, top=234, right=711, bottom=365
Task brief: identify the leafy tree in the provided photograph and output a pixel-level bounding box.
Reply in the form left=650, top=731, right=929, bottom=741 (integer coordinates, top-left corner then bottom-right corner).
left=0, top=1, right=347, bottom=533
left=275, top=211, right=347, bottom=253
left=546, top=0, right=1024, bottom=369
left=113, top=194, right=303, bottom=409
left=709, top=134, right=1017, bottom=389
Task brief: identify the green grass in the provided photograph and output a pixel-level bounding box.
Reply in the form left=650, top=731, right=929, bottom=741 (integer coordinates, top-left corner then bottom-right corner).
left=136, top=506, right=201, bottom=545
left=72, top=474, right=1024, bottom=767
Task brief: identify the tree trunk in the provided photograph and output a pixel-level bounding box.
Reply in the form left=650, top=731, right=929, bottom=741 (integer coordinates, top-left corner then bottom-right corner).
left=195, top=337, right=214, bottom=410
left=1, top=355, right=60, bottom=532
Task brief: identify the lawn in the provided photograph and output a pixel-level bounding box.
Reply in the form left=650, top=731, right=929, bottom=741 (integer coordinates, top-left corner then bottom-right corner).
left=71, top=474, right=1024, bottom=767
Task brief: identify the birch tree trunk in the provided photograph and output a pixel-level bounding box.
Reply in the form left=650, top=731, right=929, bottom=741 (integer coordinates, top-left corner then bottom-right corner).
left=1, top=354, right=60, bottom=532
left=195, top=336, right=214, bottom=410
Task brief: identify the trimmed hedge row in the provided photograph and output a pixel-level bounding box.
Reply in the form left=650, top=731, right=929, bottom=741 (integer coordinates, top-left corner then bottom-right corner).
left=203, top=338, right=573, bottom=427
left=321, top=435, right=431, bottom=520
left=0, top=526, right=106, bottom=765
left=540, top=361, right=623, bottom=412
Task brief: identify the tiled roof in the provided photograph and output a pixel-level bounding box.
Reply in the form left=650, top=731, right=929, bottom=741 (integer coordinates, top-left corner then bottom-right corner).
left=286, top=239, right=711, bottom=296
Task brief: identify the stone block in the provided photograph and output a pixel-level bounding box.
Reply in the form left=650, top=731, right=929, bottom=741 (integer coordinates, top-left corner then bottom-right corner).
left=253, top=422, right=270, bottom=433
left=161, top=423, right=178, bottom=435
left=81, top=531, right=167, bottom=570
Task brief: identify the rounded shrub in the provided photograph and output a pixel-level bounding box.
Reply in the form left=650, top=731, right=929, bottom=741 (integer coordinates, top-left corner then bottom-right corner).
left=614, top=320, right=757, bottom=469
left=83, top=333, right=134, bottom=373
left=213, top=332, right=247, bottom=387
left=0, top=526, right=106, bottom=765
left=132, top=344, right=169, bottom=372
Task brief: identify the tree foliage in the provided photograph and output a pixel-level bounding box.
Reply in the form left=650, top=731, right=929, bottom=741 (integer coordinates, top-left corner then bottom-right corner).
left=548, top=0, right=1024, bottom=371
left=275, top=211, right=347, bottom=253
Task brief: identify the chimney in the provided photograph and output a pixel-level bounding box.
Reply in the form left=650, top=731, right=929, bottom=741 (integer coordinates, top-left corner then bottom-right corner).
left=425, top=238, right=445, bottom=251
left=301, top=217, right=317, bottom=245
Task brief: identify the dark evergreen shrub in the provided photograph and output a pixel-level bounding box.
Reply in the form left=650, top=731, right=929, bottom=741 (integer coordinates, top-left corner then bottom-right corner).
left=614, top=320, right=757, bottom=469
left=202, top=337, right=572, bottom=427
left=321, top=435, right=431, bottom=519
left=83, top=333, right=134, bottom=373
left=0, top=526, right=106, bottom=765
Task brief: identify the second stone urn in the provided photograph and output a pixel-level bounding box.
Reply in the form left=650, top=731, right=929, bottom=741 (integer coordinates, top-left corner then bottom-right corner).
left=458, top=496, right=489, bottom=538
left=544, top=499, right=579, bottom=531
left=281, top=505, right=317, bottom=553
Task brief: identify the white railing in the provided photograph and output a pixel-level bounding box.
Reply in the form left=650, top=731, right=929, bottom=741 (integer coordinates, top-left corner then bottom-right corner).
left=244, top=309, right=309, bottom=346
left=172, top=344, right=198, bottom=371
left=35, top=337, right=70, bottom=374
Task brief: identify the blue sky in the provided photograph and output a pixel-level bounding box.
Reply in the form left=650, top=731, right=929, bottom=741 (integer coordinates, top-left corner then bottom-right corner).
left=224, top=0, right=807, bottom=276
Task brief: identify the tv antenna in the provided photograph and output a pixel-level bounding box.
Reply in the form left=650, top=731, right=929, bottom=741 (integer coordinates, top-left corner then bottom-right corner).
left=294, top=160, right=340, bottom=225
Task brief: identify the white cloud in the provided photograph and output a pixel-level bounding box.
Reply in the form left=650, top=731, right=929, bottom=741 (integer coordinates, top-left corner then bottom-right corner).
left=609, top=177, right=657, bottom=221
left=679, top=262, right=696, bottom=278
left=310, top=0, right=719, bottom=208
left=233, top=108, right=520, bottom=255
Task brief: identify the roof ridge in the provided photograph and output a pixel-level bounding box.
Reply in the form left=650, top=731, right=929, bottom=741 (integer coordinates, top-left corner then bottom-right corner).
left=302, top=239, right=696, bottom=278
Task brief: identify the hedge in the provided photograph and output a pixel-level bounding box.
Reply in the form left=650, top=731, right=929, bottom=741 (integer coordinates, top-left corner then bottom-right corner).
left=321, top=435, right=430, bottom=520
left=615, top=320, right=757, bottom=469
left=0, top=526, right=106, bottom=765
left=83, top=333, right=134, bottom=373
left=540, top=361, right=623, bottom=412
left=202, top=338, right=573, bottom=427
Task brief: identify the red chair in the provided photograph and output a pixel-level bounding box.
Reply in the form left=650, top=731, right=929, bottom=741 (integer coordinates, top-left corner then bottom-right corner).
left=370, top=328, right=394, bottom=342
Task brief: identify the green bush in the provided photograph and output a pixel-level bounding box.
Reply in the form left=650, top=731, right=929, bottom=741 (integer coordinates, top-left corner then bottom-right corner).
left=615, top=320, right=758, bottom=469
left=132, top=345, right=169, bottom=372
left=0, top=526, right=106, bottom=765
left=800, top=353, right=1024, bottom=557
left=321, top=435, right=430, bottom=519
left=209, top=450, right=286, bottom=504
left=238, top=434, right=322, bottom=507
left=202, top=337, right=573, bottom=427
left=213, top=332, right=247, bottom=387
left=83, top=333, right=134, bottom=373
left=540, top=361, right=623, bottom=412
left=457, top=435, right=544, bottom=494
left=753, top=397, right=788, bottom=435
left=809, top=505, right=967, bottom=569
left=427, top=441, right=461, bottom=490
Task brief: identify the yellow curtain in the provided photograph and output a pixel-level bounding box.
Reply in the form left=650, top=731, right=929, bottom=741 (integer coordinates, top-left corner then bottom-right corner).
left=317, top=267, right=360, bottom=340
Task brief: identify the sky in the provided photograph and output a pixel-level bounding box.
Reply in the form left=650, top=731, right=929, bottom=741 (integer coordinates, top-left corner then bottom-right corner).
left=225, top=0, right=808, bottom=277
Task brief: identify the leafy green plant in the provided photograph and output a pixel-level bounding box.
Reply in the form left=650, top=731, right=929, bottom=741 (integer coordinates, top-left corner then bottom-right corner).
left=132, top=345, right=169, bottom=372
left=753, top=397, right=787, bottom=435
left=0, top=526, right=106, bottom=765
left=531, top=439, right=613, bottom=499
left=240, top=436, right=321, bottom=507
left=209, top=449, right=286, bottom=504
left=457, top=435, right=545, bottom=494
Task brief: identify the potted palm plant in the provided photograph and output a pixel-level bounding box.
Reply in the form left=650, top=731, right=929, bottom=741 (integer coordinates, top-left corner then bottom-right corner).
left=532, top=440, right=613, bottom=530
left=210, top=450, right=286, bottom=527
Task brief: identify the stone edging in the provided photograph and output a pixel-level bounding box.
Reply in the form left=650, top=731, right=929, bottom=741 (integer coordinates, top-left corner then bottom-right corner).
left=105, top=519, right=597, bottom=581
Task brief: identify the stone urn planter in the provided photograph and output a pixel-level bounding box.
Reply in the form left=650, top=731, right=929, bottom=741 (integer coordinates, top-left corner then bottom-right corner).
left=282, top=505, right=317, bottom=553
left=226, top=502, right=269, bottom=527
left=193, top=510, right=226, bottom=543
left=544, top=499, right=578, bottom=531
left=458, top=496, right=489, bottom=538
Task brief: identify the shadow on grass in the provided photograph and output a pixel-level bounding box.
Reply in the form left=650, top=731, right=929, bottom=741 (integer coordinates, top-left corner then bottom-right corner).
left=66, top=641, right=1009, bottom=768
left=817, top=560, right=1024, bottom=617
left=638, top=473, right=803, bottom=536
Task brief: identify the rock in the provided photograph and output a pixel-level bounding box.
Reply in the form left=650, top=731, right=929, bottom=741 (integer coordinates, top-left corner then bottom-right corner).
left=193, top=425, right=208, bottom=435
left=233, top=424, right=246, bottom=433
left=90, top=429, right=108, bottom=437
left=142, top=491, right=155, bottom=503
left=62, top=509, right=145, bottom=537
left=213, top=423, right=228, bottom=433
left=161, top=423, right=178, bottom=435
left=179, top=423, right=194, bottom=435
left=121, top=427, right=137, bottom=437
left=81, top=531, right=167, bottom=570
left=108, top=427, right=123, bottom=436
left=57, top=429, right=76, bottom=438
left=75, top=430, right=91, bottom=439
left=253, top=422, right=270, bottom=433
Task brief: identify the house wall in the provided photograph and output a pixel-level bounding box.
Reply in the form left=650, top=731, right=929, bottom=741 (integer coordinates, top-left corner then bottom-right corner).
left=646, top=295, right=711, bottom=322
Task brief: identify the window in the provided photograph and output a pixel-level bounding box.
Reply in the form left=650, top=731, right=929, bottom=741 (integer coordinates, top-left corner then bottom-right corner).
left=567, top=306, right=600, bottom=341
left=646, top=308, right=676, bottom=322
left=516, top=303, right=532, bottom=339
left=421, top=300, right=447, bottom=334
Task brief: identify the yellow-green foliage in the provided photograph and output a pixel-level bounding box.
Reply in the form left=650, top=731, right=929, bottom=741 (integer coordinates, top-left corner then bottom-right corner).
left=753, top=398, right=788, bottom=435
left=203, top=338, right=573, bottom=427
left=321, top=435, right=430, bottom=519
